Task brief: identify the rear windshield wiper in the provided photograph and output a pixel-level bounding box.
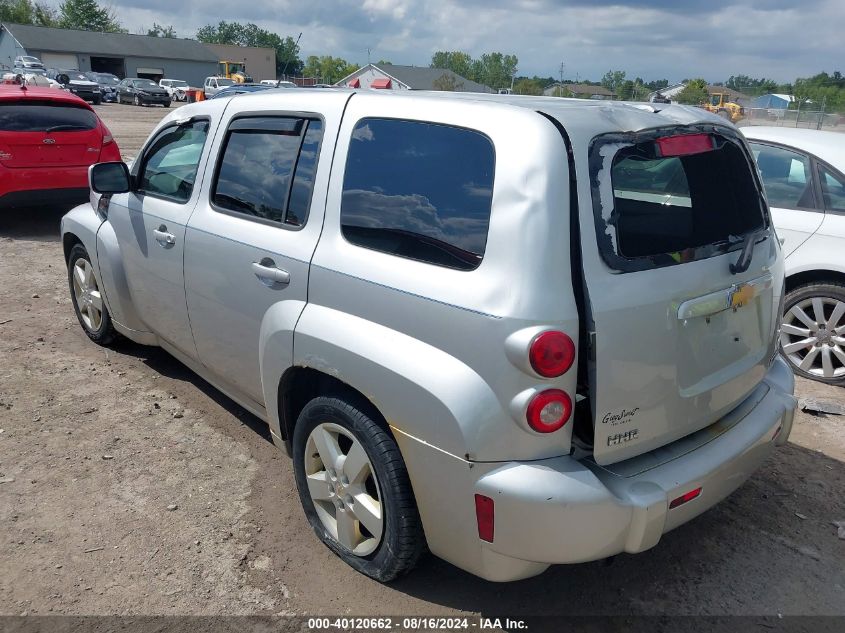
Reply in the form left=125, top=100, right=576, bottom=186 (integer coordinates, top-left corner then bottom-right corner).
left=45, top=124, right=89, bottom=133
left=729, top=229, right=764, bottom=275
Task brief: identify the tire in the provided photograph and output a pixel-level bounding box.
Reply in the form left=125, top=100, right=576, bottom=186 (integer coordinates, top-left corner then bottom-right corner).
left=134, top=95, right=141, bottom=106
left=163, top=101, right=170, bottom=108
left=780, top=281, right=845, bottom=385
left=292, top=396, right=424, bottom=582
left=93, top=96, right=102, bottom=105
left=67, top=244, right=117, bottom=346
left=718, top=109, right=731, bottom=120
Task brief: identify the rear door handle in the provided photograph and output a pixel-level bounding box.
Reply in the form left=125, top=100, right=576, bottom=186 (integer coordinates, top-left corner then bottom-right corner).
left=153, top=226, right=175, bottom=246
left=252, top=258, right=290, bottom=286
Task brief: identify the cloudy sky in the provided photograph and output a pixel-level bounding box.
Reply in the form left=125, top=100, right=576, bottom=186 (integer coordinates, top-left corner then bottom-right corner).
left=62, top=0, right=839, bottom=82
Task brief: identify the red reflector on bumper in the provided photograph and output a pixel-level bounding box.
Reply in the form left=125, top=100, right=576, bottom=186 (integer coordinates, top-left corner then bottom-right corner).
left=669, top=487, right=702, bottom=509
left=656, top=134, right=714, bottom=157
left=475, top=494, right=494, bottom=542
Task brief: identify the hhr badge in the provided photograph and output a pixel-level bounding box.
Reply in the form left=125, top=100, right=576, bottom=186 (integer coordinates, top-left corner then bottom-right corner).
left=607, top=429, right=639, bottom=446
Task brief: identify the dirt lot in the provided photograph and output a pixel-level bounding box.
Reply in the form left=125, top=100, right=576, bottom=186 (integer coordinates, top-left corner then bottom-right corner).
left=1, top=102, right=844, bottom=619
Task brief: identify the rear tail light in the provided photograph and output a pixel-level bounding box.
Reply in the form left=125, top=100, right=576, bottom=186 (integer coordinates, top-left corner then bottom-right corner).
left=526, top=389, right=572, bottom=433
left=655, top=134, right=714, bottom=157
left=474, top=494, right=494, bottom=542
left=669, top=487, right=702, bottom=509
left=102, top=134, right=114, bottom=145
left=529, top=331, right=575, bottom=377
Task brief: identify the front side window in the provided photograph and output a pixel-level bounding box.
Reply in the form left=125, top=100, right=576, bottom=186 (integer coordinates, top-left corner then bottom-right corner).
left=819, top=166, right=845, bottom=211
left=749, top=143, right=816, bottom=209
left=212, top=116, right=323, bottom=226
left=138, top=120, right=209, bottom=202
left=592, top=130, right=766, bottom=270
left=340, top=118, right=495, bottom=271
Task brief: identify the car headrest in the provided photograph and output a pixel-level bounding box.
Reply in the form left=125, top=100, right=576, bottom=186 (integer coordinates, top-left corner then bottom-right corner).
left=756, top=150, right=791, bottom=179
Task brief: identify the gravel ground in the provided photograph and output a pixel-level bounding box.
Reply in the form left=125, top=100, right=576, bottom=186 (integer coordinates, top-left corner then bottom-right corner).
left=0, top=103, right=844, bottom=619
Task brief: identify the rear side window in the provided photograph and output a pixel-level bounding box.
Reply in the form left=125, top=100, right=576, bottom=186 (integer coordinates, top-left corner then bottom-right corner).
left=749, top=143, right=816, bottom=210
left=212, top=116, right=323, bottom=227
left=592, top=131, right=766, bottom=270
left=341, top=118, right=495, bottom=271
left=819, top=166, right=845, bottom=211
left=0, top=102, right=97, bottom=132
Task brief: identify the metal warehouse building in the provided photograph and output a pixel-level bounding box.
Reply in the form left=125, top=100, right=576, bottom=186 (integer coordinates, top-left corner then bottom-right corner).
left=0, top=23, right=218, bottom=87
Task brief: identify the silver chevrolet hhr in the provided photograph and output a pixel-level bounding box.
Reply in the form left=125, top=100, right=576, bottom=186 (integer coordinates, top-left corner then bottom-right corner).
left=62, top=89, right=797, bottom=582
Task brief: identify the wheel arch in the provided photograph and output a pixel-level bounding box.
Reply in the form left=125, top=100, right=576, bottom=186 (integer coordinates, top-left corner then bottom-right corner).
left=277, top=367, right=391, bottom=455
left=785, top=268, right=845, bottom=294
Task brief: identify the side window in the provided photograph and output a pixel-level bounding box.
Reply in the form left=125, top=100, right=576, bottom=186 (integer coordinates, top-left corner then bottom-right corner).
left=212, top=116, right=323, bottom=226
left=750, top=143, right=816, bottom=209
left=340, top=118, right=495, bottom=271
left=137, top=119, right=209, bottom=203
left=819, top=166, right=845, bottom=211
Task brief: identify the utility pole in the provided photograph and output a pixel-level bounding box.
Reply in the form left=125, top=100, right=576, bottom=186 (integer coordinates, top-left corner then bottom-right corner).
left=367, top=48, right=371, bottom=65
left=558, top=62, right=565, bottom=97
left=279, top=32, right=302, bottom=85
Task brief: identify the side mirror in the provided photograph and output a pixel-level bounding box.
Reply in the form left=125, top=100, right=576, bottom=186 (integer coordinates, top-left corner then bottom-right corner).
left=90, top=161, right=130, bottom=194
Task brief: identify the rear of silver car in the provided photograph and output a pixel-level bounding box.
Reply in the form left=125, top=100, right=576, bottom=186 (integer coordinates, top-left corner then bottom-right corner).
left=393, top=102, right=797, bottom=582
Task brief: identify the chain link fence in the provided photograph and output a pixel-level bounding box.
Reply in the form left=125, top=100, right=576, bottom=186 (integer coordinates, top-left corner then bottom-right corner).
left=743, top=107, right=845, bottom=130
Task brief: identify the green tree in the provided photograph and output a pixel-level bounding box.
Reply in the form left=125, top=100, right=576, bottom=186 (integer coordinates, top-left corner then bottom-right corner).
left=601, top=69, right=626, bottom=94
left=430, top=51, right=474, bottom=80
left=58, top=0, right=124, bottom=32
left=302, top=55, right=358, bottom=84
left=147, top=23, right=176, bottom=38
left=431, top=72, right=463, bottom=92
left=676, top=78, right=709, bottom=105
left=513, top=77, right=543, bottom=95
left=473, top=52, right=518, bottom=91
left=1, top=0, right=57, bottom=26
left=196, top=21, right=303, bottom=76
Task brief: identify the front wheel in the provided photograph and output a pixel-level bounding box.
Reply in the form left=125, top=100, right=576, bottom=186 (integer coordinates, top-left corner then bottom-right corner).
left=780, top=282, right=845, bottom=384
left=68, top=244, right=117, bottom=346
left=292, top=396, right=424, bottom=582
left=133, top=95, right=141, bottom=106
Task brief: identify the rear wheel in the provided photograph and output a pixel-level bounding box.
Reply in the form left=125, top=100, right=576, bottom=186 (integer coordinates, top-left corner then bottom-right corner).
left=292, top=396, right=424, bottom=582
left=718, top=109, right=731, bottom=120
left=780, top=282, right=845, bottom=384
left=68, top=244, right=117, bottom=346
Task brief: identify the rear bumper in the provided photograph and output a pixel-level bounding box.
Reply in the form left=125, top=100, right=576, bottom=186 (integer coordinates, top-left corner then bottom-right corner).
left=0, top=165, right=90, bottom=207
left=398, top=356, right=796, bottom=582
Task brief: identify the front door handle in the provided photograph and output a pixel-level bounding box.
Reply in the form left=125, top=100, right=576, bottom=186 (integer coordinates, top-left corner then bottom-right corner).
left=252, top=258, right=290, bottom=286
left=153, top=226, right=175, bottom=247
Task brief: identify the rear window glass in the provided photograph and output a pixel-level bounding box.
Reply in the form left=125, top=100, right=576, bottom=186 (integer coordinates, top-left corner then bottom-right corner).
left=593, top=132, right=766, bottom=269
left=0, top=102, right=97, bottom=132
left=340, top=118, right=495, bottom=271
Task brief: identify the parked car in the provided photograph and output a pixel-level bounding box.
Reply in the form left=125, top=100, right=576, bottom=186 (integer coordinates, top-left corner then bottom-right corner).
left=116, top=78, right=170, bottom=107
left=85, top=72, right=120, bottom=102
left=743, top=126, right=845, bottom=384
left=159, top=79, right=189, bottom=102
left=0, top=85, right=120, bottom=209
left=46, top=69, right=101, bottom=104
left=62, top=91, right=796, bottom=583
left=202, top=76, right=235, bottom=98
left=14, top=55, right=43, bottom=70
left=207, top=83, right=276, bottom=99
left=259, top=79, right=296, bottom=87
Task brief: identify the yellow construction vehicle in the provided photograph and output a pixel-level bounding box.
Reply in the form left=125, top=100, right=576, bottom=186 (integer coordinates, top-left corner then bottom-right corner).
left=217, top=61, right=253, bottom=84
left=702, top=92, right=745, bottom=122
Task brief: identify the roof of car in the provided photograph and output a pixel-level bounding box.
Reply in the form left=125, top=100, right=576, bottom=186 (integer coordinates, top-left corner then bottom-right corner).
left=741, top=126, right=845, bottom=170
left=0, top=84, right=92, bottom=108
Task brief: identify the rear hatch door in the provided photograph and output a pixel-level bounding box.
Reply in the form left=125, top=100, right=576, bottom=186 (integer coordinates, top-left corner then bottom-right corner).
left=0, top=100, right=102, bottom=168
left=581, top=127, right=781, bottom=465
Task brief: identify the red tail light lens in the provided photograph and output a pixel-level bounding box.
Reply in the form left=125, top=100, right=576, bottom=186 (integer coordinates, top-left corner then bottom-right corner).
left=669, top=487, right=702, bottom=509
left=529, top=331, right=575, bottom=377
left=655, top=134, right=714, bottom=157
left=474, top=494, right=494, bottom=542
left=526, top=389, right=572, bottom=433
left=102, top=134, right=114, bottom=145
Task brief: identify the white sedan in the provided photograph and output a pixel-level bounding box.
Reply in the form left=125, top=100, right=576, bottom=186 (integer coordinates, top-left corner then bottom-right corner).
left=743, top=126, right=845, bottom=384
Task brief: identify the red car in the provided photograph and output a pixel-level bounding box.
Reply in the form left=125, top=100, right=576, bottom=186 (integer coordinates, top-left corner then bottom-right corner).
left=0, top=84, right=121, bottom=209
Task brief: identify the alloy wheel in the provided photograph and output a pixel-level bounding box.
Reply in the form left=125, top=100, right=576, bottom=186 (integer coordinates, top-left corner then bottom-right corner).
left=303, top=422, right=383, bottom=556
left=780, top=296, right=845, bottom=379
left=72, top=258, right=104, bottom=332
